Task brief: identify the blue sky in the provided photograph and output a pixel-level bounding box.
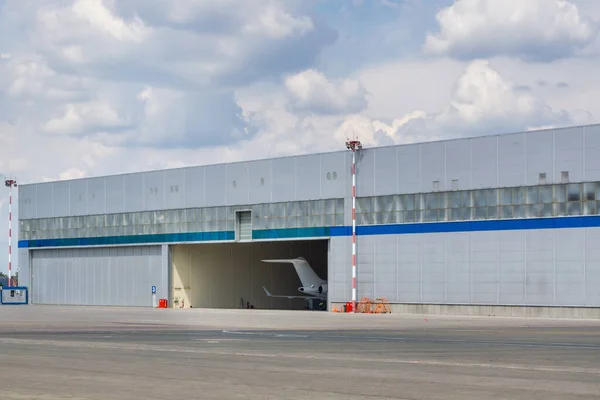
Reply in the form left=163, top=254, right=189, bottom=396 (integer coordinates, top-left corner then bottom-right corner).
left=1, top=0, right=600, bottom=273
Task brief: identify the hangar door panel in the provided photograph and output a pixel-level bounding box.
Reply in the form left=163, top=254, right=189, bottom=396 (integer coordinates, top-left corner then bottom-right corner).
left=31, top=246, right=163, bottom=306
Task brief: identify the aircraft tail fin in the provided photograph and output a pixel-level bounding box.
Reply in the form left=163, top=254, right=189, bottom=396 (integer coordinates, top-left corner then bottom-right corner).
left=261, top=257, right=325, bottom=288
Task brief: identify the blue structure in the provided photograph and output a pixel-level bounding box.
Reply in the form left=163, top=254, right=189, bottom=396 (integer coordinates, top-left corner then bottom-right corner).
left=16, top=123, right=600, bottom=316
left=0, top=286, right=29, bottom=305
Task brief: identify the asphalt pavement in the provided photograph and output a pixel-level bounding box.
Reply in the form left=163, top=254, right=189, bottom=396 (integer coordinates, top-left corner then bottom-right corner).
left=0, top=306, right=598, bottom=399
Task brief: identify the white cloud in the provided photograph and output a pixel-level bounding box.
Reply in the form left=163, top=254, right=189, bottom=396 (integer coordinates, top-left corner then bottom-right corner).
left=477, top=56, right=600, bottom=124
left=241, top=2, right=314, bottom=39
left=284, top=69, right=368, bottom=115
left=57, top=167, right=88, bottom=181
left=0, top=56, right=90, bottom=101
left=447, top=60, right=565, bottom=126
left=130, top=86, right=252, bottom=147
left=356, top=58, right=466, bottom=120
left=236, top=57, right=583, bottom=158
left=424, top=0, right=599, bottom=61
left=0, top=0, right=337, bottom=166
left=71, top=0, right=150, bottom=43
left=43, top=101, right=126, bottom=136
left=19, top=0, right=334, bottom=88
left=335, top=59, right=575, bottom=147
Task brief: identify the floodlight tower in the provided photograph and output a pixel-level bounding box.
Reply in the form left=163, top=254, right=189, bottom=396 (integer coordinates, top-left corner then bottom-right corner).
left=345, top=138, right=362, bottom=312
left=4, top=178, right=17, bottom=287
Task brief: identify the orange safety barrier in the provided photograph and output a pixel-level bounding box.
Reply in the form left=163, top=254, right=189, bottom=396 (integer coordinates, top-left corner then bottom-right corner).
left=357, top=297, right=372, bottom=313
left=374, top=297, right=391, bottom=314
left=352, top=297, right=392, bottom=313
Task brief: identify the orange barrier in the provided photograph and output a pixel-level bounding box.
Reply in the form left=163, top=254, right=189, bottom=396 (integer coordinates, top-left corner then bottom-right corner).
left=345, top=301, right=353, bottom=312
left=357, top=297, right=372, bottom=313
left=332, top=299, right=392, bottom=313
left=353, top=297, right=392, bottom=313
left=157, top=298, right=168, bottom=308
left=374, top=297, right=391, bottom=314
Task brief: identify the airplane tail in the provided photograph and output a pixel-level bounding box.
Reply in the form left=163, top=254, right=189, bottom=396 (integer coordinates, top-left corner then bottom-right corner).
left=261, top=257, right=325, bottom=288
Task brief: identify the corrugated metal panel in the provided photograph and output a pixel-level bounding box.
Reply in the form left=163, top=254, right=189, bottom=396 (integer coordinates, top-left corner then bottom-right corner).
left=471, top=135, right=498, bottom=189
left=165, top=169, right=186, bottom=210
left=525, top=129, right=554, bottom=185
left=105, top=175, right=124, bottom=214
left=320, top=151, right=347, bottom=200
left=421, top=141, right=446, bottom=193
left=355, top=148, right=376, bottom=197
left=584, top=125, right=600, bottom=181
left=18, top=248, right=30, bottom=288
left=248, top=159, right=272, bottom=204
left=271, top=157, right=296, bottom=203
left=143, top=170, right=166, bottom=211
left=329, top=227, right=600, bottom=307
left=87, top=177, right=106, bottom=215
left=18, top=184, right=37, bottom=219
left=52, top=181, right=70, bottom=217
left=445, top=139, right=471, bottom=192
left=374, top=147, right=397, bottom=196
left=295, top=154, right=321, bottom=201
left=123, top=174, right=144, bottom=212
left=184, top=166, right=206, bottom=208
left=397, top=144, right=421, bottom=194
left=69, top=179, right=87, bottom=216
left=17, top=124, right=600, bottom=217
left=30, top=246, right=164, bottom=307
left=555, top=126, right=584, bottom=183
left=237, top=211, right=252, bottom=241
left=498, top=132, right=526, bottom=187
left=226, top=162, right=249, bottom=205
left=205, top=164, right=227, bottom=206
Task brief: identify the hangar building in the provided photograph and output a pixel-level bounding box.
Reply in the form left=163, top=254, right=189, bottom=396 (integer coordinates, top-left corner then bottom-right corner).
left=16, top=123, right=600, bottom=317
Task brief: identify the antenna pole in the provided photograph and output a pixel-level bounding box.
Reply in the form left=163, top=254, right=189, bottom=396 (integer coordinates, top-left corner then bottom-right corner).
left=345, top=139, right=362, bottom=312
left=5, top=178, right=17, bottom=287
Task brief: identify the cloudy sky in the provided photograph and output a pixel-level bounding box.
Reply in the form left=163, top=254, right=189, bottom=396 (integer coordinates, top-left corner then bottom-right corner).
left=1, top=0, right=600, bottom=273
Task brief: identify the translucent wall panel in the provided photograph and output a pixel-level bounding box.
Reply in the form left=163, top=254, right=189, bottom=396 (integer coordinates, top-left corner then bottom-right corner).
left=353, top=182, right=600, bottom=226
left=20, top=198, right=346, bottom=241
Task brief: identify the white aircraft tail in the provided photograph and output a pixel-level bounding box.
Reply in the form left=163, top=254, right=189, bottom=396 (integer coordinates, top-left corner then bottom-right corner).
left=261, top=257, right=325, bottom=288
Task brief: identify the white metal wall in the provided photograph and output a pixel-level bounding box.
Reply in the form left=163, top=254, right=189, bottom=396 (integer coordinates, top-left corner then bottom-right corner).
left=329, top=227, right=600, bottom=307
left=30, top=246, right=166, bottom=306
left=18, top=124, right=600, bottom=220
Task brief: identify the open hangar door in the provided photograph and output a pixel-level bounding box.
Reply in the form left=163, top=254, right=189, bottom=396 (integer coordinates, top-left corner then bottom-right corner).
left=170, top=239, right=328, bottom=310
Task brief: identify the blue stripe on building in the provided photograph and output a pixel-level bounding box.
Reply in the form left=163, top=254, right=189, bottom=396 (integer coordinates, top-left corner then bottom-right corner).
left=18, top=215, right=600, bottom=248
left=18, top=231, right=235, bottom=249
left=254, top=215, right=600, bottom=239
left=252, top=226, right=334, bottom=239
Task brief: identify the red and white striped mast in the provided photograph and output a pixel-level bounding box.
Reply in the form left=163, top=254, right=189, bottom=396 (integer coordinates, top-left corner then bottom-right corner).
left=345, top=139, right=361, bottom=312
left=5, top=178, right=17, bottom=287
